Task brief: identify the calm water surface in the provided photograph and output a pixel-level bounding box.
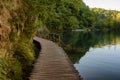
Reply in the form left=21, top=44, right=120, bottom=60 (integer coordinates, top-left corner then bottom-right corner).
left=61, top=31, right=120, bottom=80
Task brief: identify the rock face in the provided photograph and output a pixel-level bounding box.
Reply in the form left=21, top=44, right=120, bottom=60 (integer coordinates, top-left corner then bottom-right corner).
left=0, top=0, right=21, bottom=57
left=0, top=1, right=35, bottom=80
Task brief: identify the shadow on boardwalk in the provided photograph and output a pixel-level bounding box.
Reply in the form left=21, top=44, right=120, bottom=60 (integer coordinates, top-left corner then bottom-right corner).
left=30, top=37, right=82, bottom=80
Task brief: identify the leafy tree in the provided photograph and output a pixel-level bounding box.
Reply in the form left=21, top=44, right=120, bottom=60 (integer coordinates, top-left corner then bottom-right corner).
left=116, top=13, right=120, bottom=22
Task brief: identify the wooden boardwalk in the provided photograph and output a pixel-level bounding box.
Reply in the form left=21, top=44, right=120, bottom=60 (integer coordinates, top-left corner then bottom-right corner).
left=30, top=37, right=82, bottom=80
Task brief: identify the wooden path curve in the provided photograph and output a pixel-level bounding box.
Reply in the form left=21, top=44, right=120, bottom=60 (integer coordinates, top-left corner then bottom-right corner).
left=30, top=37, right=82, bottom=80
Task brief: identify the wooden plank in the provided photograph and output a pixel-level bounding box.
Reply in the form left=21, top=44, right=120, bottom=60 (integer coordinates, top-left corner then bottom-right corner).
left=30, top=37, right=82, bottom=80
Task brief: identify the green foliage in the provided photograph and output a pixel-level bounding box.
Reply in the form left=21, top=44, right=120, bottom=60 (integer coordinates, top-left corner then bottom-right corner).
left=14, top=42, right=35, bottom=66
left=46, top=0, right=88, bottom=31
left=0, top=58, right=9, bottom=80
left=69, top=16, right=79, bottom=29
left=8, top=58, right=23, bottom=80
left=13, top=42, right=35, bottom=79
left=0, top=57, right=22, bottom=80
left=45, top=0, right=120, bottom=32
left=91, top=8, right=120, bottom=30
left=116, top=13, right=120, bottom=22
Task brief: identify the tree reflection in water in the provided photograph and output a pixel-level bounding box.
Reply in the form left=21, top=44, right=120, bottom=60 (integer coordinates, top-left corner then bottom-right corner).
left=61, top=31, right=120, bottom=64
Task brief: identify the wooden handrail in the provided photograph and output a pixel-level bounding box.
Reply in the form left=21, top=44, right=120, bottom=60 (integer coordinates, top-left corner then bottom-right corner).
left=47, top=33, right=61, bottom=46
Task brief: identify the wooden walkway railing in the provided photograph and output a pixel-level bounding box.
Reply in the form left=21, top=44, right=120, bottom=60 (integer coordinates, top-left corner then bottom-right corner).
left=47, top=33, right=61, bottom=45
left=30, top=37, right=82, bottom=80
left=36, top=32, right=61, bottom=46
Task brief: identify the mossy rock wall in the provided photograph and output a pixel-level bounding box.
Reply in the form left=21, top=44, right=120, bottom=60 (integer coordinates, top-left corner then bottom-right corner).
left=0, top=0, right=39, bottom=80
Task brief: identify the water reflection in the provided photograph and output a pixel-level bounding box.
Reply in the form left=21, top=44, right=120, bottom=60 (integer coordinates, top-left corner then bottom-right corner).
left=61, top=31, right=120, bottom=80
